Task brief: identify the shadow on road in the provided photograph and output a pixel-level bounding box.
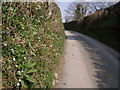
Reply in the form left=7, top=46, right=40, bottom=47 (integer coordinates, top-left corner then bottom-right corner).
left=65, top=33, right=119, bottom=88
left=65, top=35, right=80, bottom=40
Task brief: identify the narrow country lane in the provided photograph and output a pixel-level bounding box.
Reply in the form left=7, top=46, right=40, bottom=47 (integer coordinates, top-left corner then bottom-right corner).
left=58, top=30, right=119, bottom=88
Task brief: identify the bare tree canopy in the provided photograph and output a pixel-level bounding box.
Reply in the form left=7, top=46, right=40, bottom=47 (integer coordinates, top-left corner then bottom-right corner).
left=65, top=3, right=86, bottom=22
left=82, top=2, right=117, bottom=14
left=65, top=2, right=117, bottom=22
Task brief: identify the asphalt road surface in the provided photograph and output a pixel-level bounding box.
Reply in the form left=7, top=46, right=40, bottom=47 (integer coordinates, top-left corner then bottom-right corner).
left=58, top=30, right=119, bottom=88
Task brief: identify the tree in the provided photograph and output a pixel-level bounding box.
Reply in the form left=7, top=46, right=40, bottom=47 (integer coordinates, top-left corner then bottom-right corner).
left=65, top=3, right=86, bottom=22
left=79, top=2, right=117, bottom=14
left=65, top=2, right=116, bottom=22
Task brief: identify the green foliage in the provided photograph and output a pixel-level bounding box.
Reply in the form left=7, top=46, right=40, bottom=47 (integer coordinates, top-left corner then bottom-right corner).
left=2, top=2, right=64, bottom=88
left=2, top=44, right=37, bottom=88
left=16, top=60, right=37, bottom=88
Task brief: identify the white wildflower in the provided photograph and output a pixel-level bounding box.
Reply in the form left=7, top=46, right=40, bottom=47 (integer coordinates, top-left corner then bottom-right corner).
left=49, top=11, right=52, bottom=16
left=15, top=65, right=18, bottom=67
left=18, top=71, right=20, bottom=73
left=38, top=37, right=40, bottom=39
left=4, top=44, right=7, bottom=46
left=11, top=48, right=14, bottom=51
left=17, top=83, right=20, bottom=86
left=24, top=57, right=26, bottom=59
left=6, top=27, right=9, bottom=30
left=13, top=57, right=16, bottom=61
left=19, top=79, right=21, bottom=82
left=3, top=62, right=5, bottom=64
left=21, top=70, right=24, bottom=73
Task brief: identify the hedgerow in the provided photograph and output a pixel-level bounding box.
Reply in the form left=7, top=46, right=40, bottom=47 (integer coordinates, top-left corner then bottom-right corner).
left=64, top=2, right=120, bottom=52
left=2, top=2, right=64, bottom=88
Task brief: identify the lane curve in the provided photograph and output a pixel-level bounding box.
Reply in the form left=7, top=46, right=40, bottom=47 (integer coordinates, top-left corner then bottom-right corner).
left=58, top=30, right=119, bottom=88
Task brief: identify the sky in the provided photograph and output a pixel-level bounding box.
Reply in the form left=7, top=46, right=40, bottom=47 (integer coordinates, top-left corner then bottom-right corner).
left=55, top=1, right=93, bottom=22
left=55, top=0, right=119, bottom=22
left=56, top=1, right=90, bottom=22
left=56, top=2, right=71, bottom=22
